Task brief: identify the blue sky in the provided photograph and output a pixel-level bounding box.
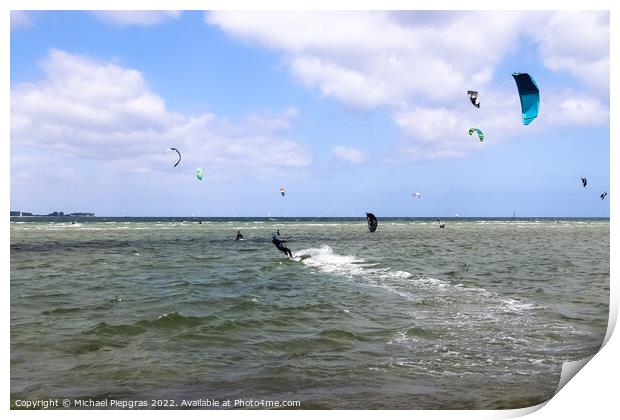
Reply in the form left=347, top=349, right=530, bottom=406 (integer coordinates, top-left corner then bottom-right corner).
left=10, top=10, right=610, bottom=217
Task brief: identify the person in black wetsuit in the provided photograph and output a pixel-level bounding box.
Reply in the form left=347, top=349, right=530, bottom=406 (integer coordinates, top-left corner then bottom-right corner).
left=272, top=234, right=293, bottom=258
left=235, top=230, right=244, bottom=240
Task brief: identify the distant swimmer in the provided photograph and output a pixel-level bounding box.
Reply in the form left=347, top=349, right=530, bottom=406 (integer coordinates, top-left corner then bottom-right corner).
left=235, top=230, right=244, bottom=241
left=601, top=191, right=608, bottom=200
left=581, top=177, right=588, bottom=188
left=272, top=234, right=293, bottom=258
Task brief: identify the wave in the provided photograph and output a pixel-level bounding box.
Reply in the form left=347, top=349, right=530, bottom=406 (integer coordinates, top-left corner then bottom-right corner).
left=41, top=307, right=83, bottom=315
left=140, top=312, right=205, bottom=328
left=294, top=245, right=534, bottom=317
left=294, top=245, right=368, bottom=277
left=85, top=321, right=147, bottom=337
left=82, top=312, right=270, bottom=341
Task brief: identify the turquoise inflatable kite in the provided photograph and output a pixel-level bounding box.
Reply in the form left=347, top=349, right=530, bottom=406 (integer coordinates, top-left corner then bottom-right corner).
left=468, top=128, right=484, bottom=142
left=512, top=73, right=540, bottom=125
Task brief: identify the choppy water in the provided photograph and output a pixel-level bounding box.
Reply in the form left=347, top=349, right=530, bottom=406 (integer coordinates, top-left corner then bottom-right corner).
left=10, top=217, right=609, bottom=409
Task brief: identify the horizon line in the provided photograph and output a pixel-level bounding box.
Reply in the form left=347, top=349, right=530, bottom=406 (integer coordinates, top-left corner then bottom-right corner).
left=9, top=215, right=610, bottom=219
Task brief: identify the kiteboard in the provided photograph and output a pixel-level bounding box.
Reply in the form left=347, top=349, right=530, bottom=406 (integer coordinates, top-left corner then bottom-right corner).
left=293, top=254, right=312, bottom=261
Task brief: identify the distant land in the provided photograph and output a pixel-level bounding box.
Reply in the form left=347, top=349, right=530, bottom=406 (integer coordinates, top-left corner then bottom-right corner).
left=10, top=211, right=95, bottom=217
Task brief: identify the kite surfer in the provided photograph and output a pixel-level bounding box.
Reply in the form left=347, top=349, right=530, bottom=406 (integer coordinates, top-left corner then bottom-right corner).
left=272, top=234, right=293, bottom=258
left=235, top=230, right=244, bottom=241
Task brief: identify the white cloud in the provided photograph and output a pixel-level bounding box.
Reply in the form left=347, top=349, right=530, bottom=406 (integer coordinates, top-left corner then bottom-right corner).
left=11, top=50, right=310, bottom=184
left=207, top=11, right=609, bottom=160
left=92, top=11, right=181, bottom=26
left=393, top=88, right=608, bottom=160
left=332, top=146, right=366, bottom=164
left=207, top=11, right=528, bottom=108
left=11, top=11, right=32, bottom=29
left=530, top=11, right=609, bottom=97
left=543, top=93, right=610, bottom=127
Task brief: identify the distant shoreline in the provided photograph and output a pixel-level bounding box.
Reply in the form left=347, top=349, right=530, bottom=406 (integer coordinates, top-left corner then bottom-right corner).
left=10, top=216, right=610, bottom=221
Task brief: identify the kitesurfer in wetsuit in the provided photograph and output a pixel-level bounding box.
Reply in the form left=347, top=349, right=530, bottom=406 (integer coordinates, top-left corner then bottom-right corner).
left=272, top=234, right=293, bottom=258
left=235, top=230, right=244, bottom=240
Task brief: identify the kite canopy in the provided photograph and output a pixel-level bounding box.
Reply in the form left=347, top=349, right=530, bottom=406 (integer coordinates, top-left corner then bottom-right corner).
left=467, top=90, right=480, bottom=108
left=366, top=212, right=378, bottom=232
left=512, top=72, right=540, bottom=125
left=412, top=192, right=421, bottom=198
left=279, top=187, right=286, bottom=196
left=468, top=128, right=484, bottom=142
left=601, top=191, right=608, bottom=200
left=581, top=177, right=588, bottom=188
left=166, top=147, right=181, bottom=167
left=196, top=167, right=204, bottom=181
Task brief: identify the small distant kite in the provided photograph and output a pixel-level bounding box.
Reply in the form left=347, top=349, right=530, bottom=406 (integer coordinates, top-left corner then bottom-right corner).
left=581, top=177, right=587, bottom=188
left=512, top=72, right=540, bottom=125
left=468, top=128, right=484, bottom=142
left=280, top=186, right=286, bottom=196
left=166, top=147, right=182, bottom=167
left=196, top=167, right=205, bottom=181
left=412, top=192, right=421, bottom=198
left=601, top=191, right=608, bottom=200
left=467, top=90, right=480, bottom=108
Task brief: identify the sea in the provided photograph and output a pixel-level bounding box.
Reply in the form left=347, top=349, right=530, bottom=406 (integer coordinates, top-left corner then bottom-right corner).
left=10, top=217, right=609, bottom=409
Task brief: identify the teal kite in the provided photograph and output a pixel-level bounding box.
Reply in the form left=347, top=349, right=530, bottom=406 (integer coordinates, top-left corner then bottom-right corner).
left=196, top=167, right=204, bottom=181
left=512, top=72, right=540, bottom=125
left=468, top=128, right=484, bottom=142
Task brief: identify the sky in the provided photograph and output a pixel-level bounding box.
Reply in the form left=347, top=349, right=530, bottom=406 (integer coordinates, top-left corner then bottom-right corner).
left=9, top=10, right=610, bottom=217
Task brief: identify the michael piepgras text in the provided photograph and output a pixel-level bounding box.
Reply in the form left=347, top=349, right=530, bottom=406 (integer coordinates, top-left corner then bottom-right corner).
left=13, top=398, right=302, bottom=409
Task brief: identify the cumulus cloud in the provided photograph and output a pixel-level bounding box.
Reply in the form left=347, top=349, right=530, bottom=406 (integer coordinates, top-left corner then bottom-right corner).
left=11, top=49, right=310, bottom=184
left=332, top=146, right=366, bottom=164
left=542, top=92, right=610, bottom=127
left=92, top=11, right=181, bottom=26
left=530, top=11, right=609, bottom=97
left=207, top=11, right=609, bottom=160
left=207, top=11, right=528, bottom=108
left=393, top=87, right=607, bottom=159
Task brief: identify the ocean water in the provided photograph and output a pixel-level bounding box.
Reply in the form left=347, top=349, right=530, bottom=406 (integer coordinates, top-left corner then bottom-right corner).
left=10, top=217, right=609, bottom=409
